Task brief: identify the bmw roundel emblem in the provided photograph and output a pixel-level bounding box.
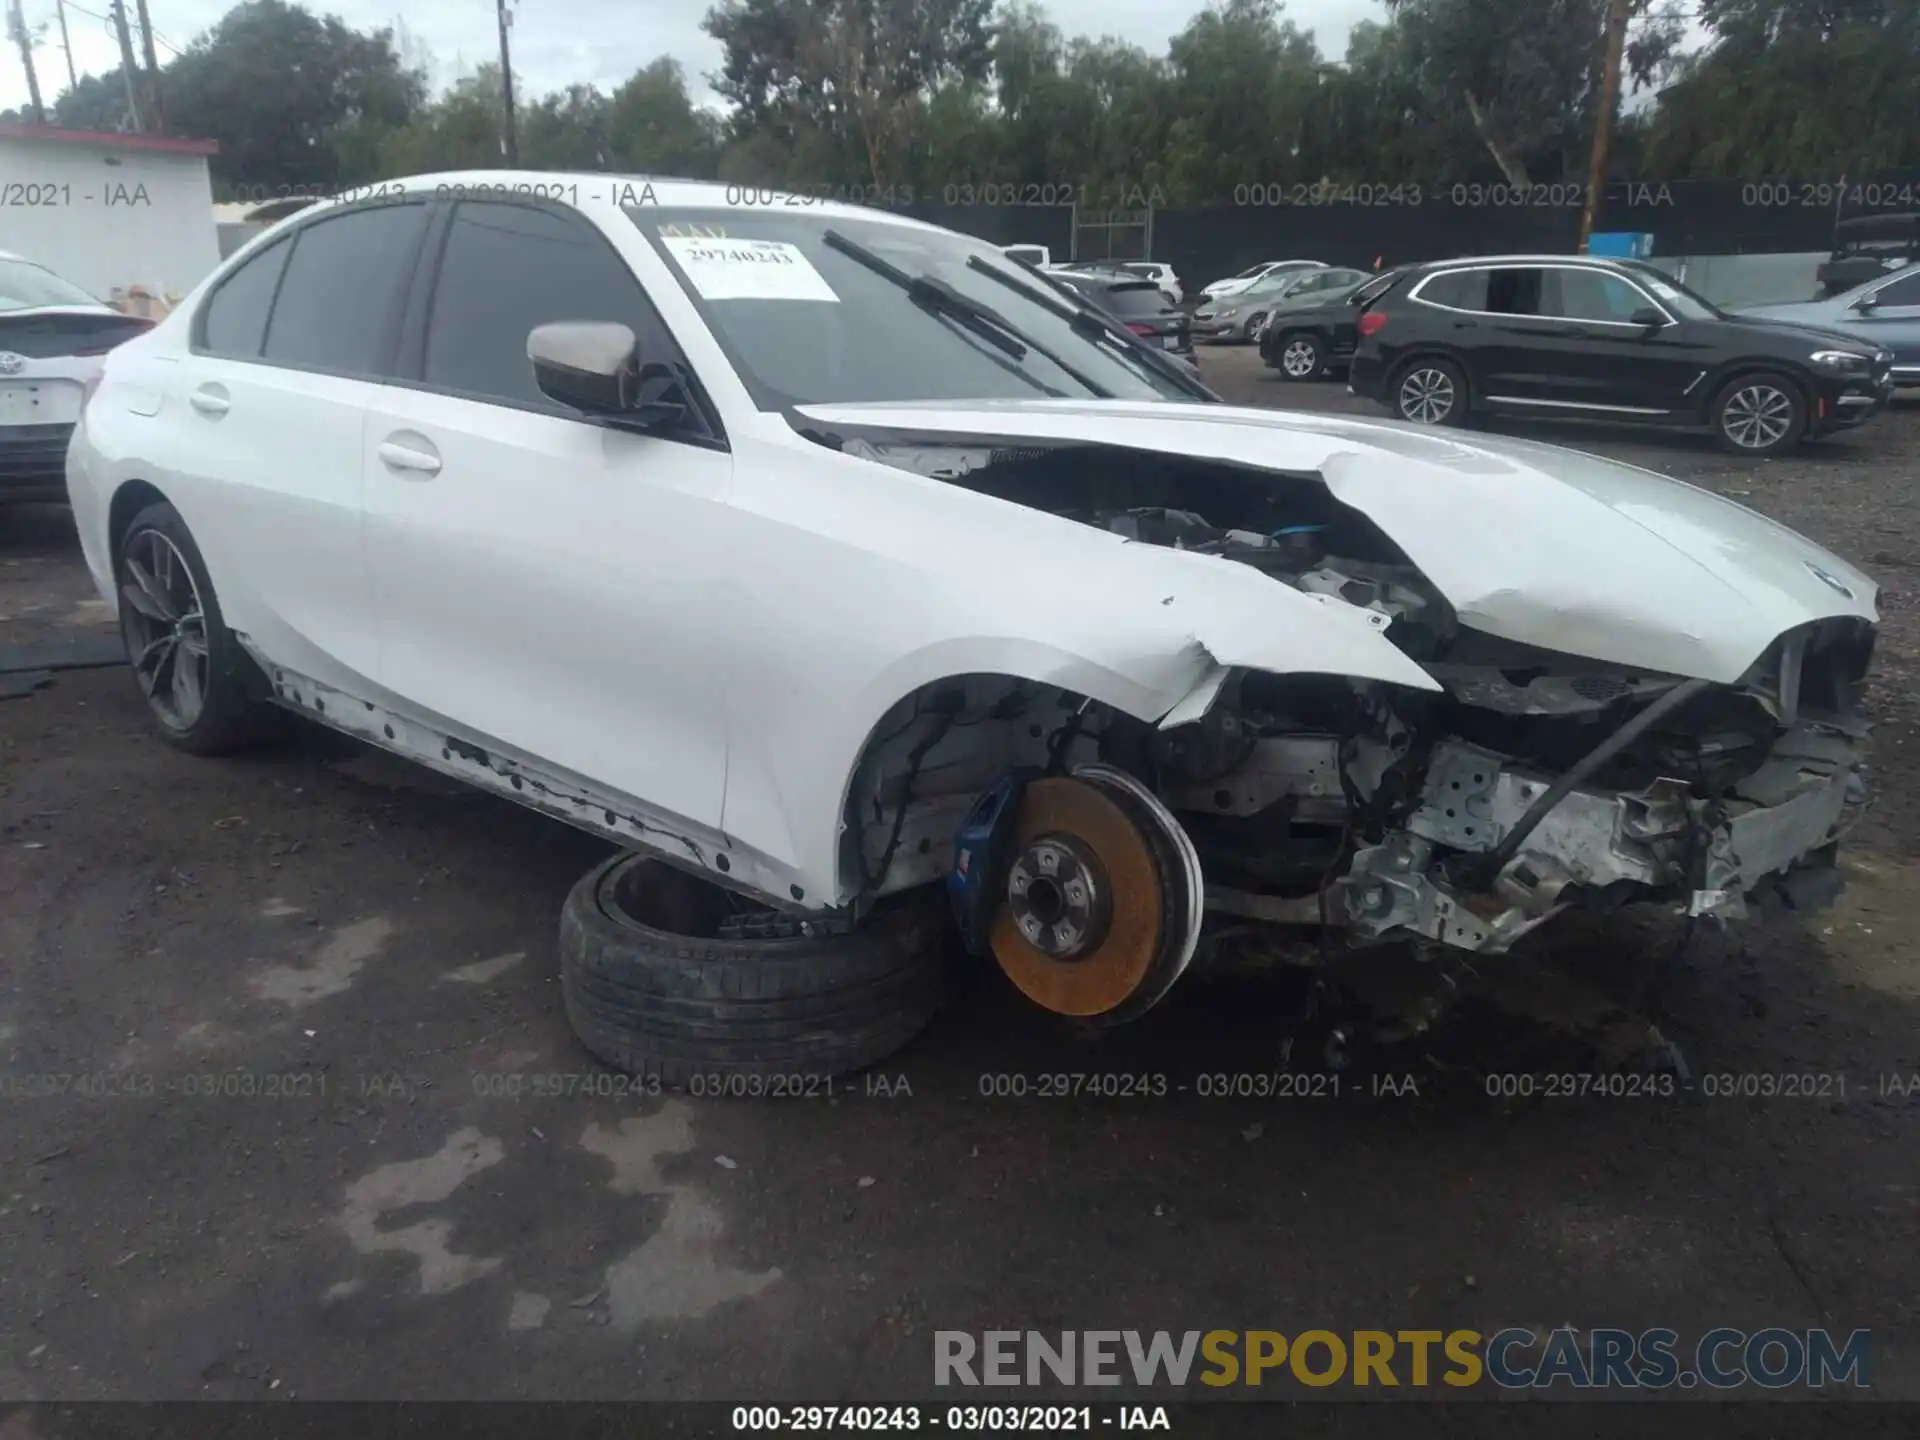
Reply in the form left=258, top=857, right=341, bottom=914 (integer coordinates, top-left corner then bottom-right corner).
left=0, top=352, right=24, bottom=375
left=1806, top=562, right=1855, bottom=599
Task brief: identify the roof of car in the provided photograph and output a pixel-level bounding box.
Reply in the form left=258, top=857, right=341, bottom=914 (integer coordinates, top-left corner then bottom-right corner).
left=306, top=171, right=957, bottom=234
left=1412, top=253, right=1638, bottom=269
left=1836, top=212, right=1920, bottom=237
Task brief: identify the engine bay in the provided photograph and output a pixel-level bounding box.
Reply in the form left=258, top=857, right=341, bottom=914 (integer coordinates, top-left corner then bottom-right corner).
left=830, top=435, right=1873, bottom=1016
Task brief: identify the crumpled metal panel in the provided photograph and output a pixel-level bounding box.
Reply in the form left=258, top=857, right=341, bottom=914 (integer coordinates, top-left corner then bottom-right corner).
left=1404, top=741, right=1689, bottom=890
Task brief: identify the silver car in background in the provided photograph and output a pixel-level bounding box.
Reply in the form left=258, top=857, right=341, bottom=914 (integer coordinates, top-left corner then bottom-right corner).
left=1732, top=268, right=1920, bottom=388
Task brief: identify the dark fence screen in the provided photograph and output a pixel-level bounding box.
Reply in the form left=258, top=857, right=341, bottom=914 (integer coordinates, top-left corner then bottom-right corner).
left=917, top=170, right=1920, bottom=292
left=895, top=202, right=1074, bottom=258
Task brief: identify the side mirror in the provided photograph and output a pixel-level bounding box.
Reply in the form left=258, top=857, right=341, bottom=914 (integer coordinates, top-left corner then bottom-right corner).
left=528, top=321, right=686, bottom=430
left=1850, top=295, right=1878, bottom=313
left=1628, top=307, right=1667, bottom=328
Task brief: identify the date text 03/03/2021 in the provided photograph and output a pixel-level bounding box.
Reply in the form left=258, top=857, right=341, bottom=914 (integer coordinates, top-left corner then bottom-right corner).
left=731, top=1406, right=1172, bottom=1432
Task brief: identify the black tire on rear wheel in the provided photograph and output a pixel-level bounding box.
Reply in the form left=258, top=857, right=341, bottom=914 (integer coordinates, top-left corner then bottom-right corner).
left=116, top=500, right=276, bottom=756
left=560, top=854, right=950, bottom=1084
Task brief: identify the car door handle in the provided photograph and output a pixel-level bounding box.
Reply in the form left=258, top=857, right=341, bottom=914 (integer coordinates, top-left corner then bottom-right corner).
left=188, top=387, right=229, bottom=417
left=377, top=439, right=442, bottom=477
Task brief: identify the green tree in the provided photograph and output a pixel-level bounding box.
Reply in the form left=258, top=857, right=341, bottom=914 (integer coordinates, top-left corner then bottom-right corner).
left=1639, top=0, right=1919, bottom=175
left=610, top=59, right=724, bottom=175
left=523, top=84, right=615, bottom=170
left=705, top=0, right=996, bottom=184
left=1382, top=0, right=1680, bottom=187
left=375, top=65, right=506, bottom=175
left=1158, top=0, right=1323, bottom=202
left=160, top=0, right=425, bottom=194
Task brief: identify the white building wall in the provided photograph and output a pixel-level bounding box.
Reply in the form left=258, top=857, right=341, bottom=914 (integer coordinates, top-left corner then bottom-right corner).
left=0, top=137, right=222, bottom=306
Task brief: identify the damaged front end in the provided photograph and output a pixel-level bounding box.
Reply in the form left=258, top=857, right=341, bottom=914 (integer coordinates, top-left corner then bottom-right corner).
left=827, top=432, right=1875, bottom=1024
left=1075, top=504, right=1874, bottom=966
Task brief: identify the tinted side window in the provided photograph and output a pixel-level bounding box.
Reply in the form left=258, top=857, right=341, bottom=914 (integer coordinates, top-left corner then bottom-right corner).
left=1484, top=267, right=1546, bottom=316
left=423, top=202, right=674, bottom=409
left=200, top=238, right=291, bottom=358
left=263, top=204, right=427, bottom=375
left=1416, top=270, right=1489, bottom=310
left=1546, top=269, right=1650, bottom=321
left=1874, top=271, right=1920, bottom=306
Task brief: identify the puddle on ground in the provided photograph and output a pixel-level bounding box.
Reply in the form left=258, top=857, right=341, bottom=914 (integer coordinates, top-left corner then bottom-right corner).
left=249, top=917, right=395, bottom=1007
left=507, top=1291, right=552, bottom=1331
left=334, top=1127, right=505, bottom=1296
left=443, top=952, right=525, bottom=985
left=581, top=1102, right=781, bottom=1331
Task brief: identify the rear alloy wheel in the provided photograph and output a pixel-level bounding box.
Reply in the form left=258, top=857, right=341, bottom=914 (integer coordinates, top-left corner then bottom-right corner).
left=116, top=501, right=275, bottom=755
left=1277, top=334, right=1326, bottom=381
left=560, top=854, right=950, bottom=1083
left=1394, top=359, right=1467, bottom=426
left=1712, top=373, right=1805, bottom=456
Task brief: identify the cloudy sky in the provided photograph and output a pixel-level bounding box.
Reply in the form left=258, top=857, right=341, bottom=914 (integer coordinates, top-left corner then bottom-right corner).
left=2, top=0, right=1392, bottom=116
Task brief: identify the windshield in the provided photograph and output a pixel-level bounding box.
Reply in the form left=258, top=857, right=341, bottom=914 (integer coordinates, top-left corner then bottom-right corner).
left=629, top=208, right=1197, bottom=407
left=1239, top=271, right=1303, bottom=298
left=1619, top=262, right=1723, bottom=321
left=0, top=258, right=102, bottom=311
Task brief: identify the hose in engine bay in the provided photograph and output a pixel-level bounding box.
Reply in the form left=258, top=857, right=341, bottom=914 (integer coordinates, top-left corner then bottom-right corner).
left=1471, top=676, right=1716, bottom=889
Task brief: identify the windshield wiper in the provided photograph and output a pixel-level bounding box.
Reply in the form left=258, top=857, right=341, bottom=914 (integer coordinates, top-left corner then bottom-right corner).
left=963, top=255, right=1215, bottom=400
left=824, top=229, right=1114, bottom=398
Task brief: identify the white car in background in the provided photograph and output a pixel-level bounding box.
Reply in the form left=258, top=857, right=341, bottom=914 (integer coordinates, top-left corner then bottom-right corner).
left=67, top=173, right=1878, bottom=1083
left=1199, top=259, right=1325, bottom=302
left=0, top=250, right=151, bottom=503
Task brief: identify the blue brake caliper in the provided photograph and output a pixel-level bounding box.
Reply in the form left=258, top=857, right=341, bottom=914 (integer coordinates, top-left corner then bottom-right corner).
left=945, top=767, right=1039, bottom=955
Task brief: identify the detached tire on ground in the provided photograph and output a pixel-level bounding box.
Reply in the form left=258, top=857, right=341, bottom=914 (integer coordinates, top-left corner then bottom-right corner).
left=560, top=853, right=950, bottom=1084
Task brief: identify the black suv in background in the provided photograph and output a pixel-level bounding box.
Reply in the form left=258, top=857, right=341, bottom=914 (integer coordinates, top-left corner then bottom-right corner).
left=1259, top=269, right=1406, bottom=380
left=1047, top=271, right=1194, bottom=358
left=1347, top=255, right=1896, bottom=455
left=1817, top=213, right=1920, bottom=297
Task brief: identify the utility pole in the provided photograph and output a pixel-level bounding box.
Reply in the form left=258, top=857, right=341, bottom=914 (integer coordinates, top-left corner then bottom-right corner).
left=55, top=0, right=77, bottom=91
left=1577, top=0, right=1632, bottom=252
left=6, top=0, right=46, bottom=123
left=494, top=0, right=517, bottom=166
left=109, top=0, right=145, bottom=131
left=133, top=0, right=165, bottom=131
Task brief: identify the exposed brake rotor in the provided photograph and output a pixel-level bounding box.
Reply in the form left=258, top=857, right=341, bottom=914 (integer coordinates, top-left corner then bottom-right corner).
left=988, top=769, right=1203, bottom=1021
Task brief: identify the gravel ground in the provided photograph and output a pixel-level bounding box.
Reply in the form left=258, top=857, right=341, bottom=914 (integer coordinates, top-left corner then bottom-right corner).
left=1, top=362, right=1918, bottom=1407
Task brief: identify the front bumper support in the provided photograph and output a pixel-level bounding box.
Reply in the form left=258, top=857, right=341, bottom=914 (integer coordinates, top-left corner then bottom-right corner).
left=1328, top=735, right=1860, bottom=954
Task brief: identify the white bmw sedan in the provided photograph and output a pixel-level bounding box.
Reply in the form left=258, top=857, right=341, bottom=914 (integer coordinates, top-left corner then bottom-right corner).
left=68, top=173, right=1878, bottom=1080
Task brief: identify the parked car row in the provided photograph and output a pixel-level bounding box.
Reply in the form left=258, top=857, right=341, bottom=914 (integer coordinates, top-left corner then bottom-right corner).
left=1194, top=264, right=1369, bottom=342
left=1254, top=253, right=1911, bottom=455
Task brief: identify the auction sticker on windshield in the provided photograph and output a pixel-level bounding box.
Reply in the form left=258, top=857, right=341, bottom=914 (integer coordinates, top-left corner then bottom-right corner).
left=661, top=236, right=841, bottom=302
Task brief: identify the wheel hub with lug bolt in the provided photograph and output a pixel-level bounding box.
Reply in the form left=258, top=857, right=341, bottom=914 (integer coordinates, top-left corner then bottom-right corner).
left=1006, top=832, right=1112, bottom=960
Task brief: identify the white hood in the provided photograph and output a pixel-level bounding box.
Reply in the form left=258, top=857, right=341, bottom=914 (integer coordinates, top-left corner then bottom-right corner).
left=795, top=399, right=1880, bottom=684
